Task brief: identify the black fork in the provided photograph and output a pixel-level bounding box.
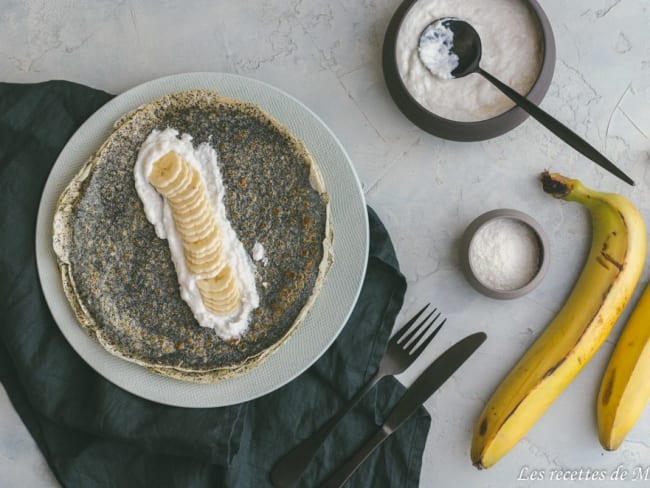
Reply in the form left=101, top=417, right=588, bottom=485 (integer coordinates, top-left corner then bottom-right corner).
left=270, top=304, right=446, bottom=487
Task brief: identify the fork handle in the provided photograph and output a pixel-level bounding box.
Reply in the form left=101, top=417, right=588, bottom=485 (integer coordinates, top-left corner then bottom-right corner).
left=270, top=373, right=383, bottom=487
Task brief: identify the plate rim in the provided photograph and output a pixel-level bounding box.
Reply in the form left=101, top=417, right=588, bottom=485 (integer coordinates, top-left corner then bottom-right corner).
left=35, top=72, right=369, bottom=408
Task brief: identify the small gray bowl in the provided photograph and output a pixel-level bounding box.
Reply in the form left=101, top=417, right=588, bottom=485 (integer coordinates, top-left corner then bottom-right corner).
left=460, top=209, right=549, bottom=299
left=382, top=0, right=556, bottom=141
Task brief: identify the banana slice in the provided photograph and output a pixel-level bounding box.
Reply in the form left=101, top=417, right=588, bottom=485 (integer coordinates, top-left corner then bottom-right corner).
left=185, top=237, right=223, bottom=263
left=155, top=161, right=192, bottom=195
left=197, top=267, right=235, bottom=294
left=184, top=230, right=221, bottom=255
left=166, top=170, right=203, bottom=201
left=176, top=223, right=215, bottom=244
left=186, top=240, right=223, bottom=261
left=171, top=192, right=211, bottom=216
left=149, top=151, right=241, bottom=316
left=202, top=288, right=239, bottom=303
left=199, top=291, right=239, bottom=313
left=197, top=269, right=240, bottom=315
left=174, top=204, right=213, bottom=228
left=186, top=254, right=226, bottom=275
left=148, top=151, right=184, bottom=189
left=202, top=296, right=240, bottom=315
left=201, top=284, right=239, bottom=304
left=202, top=289, right=240, bottom=307
left=174, top=209, right=214, bottom=234
left=189, top=256, right=227, bottom=278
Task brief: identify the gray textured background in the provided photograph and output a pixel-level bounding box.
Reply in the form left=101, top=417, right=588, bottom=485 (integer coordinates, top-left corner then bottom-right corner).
left=1, top=1, right=649, bottom=486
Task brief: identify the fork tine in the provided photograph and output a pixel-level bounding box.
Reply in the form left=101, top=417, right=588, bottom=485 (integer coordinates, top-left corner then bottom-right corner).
left=400, top=310, right=435, bottom=346
left=410, top=317, right=446, bottom=357
left=405, top=310, right=440, bottom=348
left=395, top=304, right=430, bottom=342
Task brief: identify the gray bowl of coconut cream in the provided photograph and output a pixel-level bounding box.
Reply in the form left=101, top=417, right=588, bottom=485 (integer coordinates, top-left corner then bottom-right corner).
left=382, top=0, right=555, bottom=141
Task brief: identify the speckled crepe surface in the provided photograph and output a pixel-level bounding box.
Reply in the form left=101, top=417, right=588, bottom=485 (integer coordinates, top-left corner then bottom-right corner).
left=53, top=90, right=331, bottom=381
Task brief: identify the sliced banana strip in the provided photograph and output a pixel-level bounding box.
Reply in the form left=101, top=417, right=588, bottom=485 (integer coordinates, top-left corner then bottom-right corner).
left=149, top=151, right=241, bottom=316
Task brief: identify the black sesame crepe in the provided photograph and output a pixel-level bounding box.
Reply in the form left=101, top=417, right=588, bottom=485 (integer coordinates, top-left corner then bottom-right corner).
left=53, top=90, right=332, bottom=383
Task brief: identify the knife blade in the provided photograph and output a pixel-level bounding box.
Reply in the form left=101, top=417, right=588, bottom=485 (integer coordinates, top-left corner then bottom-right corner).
left=321, top=331, right=487, bottom=488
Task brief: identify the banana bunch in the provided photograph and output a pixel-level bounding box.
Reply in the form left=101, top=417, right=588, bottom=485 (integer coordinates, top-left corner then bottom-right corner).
left=471, top=171, right=647, bottom=469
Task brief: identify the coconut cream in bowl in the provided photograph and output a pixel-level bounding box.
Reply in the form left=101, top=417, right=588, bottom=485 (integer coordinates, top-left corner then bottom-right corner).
left=382, top=0, right=555, bottom=141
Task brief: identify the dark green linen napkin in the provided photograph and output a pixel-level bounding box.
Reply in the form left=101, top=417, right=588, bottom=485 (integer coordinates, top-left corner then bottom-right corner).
left=0, top=80, right=431, bottom=488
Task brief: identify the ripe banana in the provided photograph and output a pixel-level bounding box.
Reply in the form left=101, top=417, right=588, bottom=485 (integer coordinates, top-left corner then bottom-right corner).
left=598, top=279, right=650, bottom=450
left=471, top=171, right=646, bottom=469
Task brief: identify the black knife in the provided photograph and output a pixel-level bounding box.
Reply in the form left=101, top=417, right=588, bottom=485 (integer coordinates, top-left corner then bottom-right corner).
left=321, top=331, right=487, bottom=488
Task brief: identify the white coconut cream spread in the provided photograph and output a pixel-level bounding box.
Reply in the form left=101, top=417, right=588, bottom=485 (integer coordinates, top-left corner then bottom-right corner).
left=396, top=0, right=543, bottom=122
left=134, top=128, right=259, bottom=340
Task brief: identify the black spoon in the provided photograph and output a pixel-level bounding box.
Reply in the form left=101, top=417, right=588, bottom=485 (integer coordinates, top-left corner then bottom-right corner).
left=418, top=18, right=634, bottom=186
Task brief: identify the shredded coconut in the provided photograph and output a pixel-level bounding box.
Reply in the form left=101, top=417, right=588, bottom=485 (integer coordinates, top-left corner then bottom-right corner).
left=252, top=241, right=268, bottom=266
left=418, top=20, right=459, bottom=80
left=468, top=218, right=540, bottom=291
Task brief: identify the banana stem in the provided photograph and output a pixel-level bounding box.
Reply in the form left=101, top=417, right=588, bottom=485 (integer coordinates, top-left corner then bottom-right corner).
left=541, top=171, right=574, bottom=199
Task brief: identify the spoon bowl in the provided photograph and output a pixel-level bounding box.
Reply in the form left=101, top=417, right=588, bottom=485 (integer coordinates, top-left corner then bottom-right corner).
left=418, top=18, right=481, bottom=79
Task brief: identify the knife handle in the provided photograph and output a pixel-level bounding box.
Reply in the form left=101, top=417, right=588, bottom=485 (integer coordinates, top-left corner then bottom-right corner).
left=320, top=428, right=390, bottom=488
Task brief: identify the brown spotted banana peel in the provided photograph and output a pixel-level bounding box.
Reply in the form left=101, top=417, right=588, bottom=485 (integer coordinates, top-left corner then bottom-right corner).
left=598, top=279, right=650, bottom=450
left=470, top=171, right=646, bottom=469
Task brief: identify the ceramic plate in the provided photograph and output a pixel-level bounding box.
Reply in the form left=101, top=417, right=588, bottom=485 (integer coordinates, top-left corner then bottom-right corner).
left=35, top=72, right=368, bottom=408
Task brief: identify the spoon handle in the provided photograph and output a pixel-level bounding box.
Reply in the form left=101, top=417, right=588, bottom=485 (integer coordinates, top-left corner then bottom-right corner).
left=477, top=68, right=634, bottom=186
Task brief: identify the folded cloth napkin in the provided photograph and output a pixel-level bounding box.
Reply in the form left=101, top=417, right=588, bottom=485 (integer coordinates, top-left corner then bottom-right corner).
left=0, top=81, right=430, bottom=488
